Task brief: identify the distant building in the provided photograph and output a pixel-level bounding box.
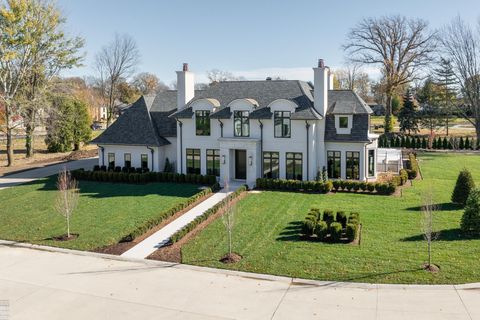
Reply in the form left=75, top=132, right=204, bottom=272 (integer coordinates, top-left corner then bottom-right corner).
left=369, top=104, right=386, bottom=116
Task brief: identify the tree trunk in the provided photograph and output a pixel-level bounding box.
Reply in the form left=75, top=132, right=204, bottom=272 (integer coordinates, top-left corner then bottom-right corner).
left=25, top=121, right=35, bottom=158
left=446, top=117, right=449, bottom=136
left=476, top=122, right=480, bottom=149
left=428, top=239, right=431, bottom=267
left=6, top=128, right=14, bottom=167
left=384, top=94, right=393, bottom=133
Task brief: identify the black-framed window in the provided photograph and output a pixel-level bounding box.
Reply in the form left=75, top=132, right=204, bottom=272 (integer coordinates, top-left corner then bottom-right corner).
left=141, top=154, right=148, bottom=169
left=368, top=149, right=375, bottom=177
left=346, top=151, right=360, bottom=180
left=124, top=153, right=131, bottom=168
left=195, top=110, right=210, bottom=136
left=263, top=152, right=279, bottom=179
left=108, top=153, right=115, bottom=168
left=286, top=152, right=302, bottom=180
left=234, top=111, right=249, bottom=137
left=274, top=111, right=291, bottom=138
left=206, top=149, right=220, bottom=177
left=186, top=148, right=201, bottom=174
left=327, top=151, right=341, bottom=179
left=339, top=116, right=349, bottom=128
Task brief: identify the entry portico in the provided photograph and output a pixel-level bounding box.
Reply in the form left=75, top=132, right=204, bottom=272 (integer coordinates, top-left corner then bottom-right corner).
left=218, top=137, right=261, bottom=186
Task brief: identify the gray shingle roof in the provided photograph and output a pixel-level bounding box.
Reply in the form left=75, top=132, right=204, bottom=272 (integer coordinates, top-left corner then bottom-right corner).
left=327, top=90, right=373, bottom=115
left=324, top=114, right=371, bottom=142
left=91, top=95, right=173, bottom=146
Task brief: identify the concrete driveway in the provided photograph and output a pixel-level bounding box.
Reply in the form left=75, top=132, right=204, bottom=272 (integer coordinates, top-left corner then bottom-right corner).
left=0, top=243, right=478, bottom=320
left=0, top=158, right=98, bottom=190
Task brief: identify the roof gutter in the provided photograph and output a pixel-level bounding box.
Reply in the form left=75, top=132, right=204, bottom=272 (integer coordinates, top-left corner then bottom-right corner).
left=146, top=146, right=155, bottom=171
left=258, top=120, right=264, bottom=176
left=176, top=119, right=183, bottom=174
left=218, top=119, right=224, bottom=138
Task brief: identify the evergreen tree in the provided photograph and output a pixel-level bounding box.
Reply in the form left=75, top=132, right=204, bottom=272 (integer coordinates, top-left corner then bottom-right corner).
left=434, top=58, right=457, bottom=136
left=443, top=137, right=449, bottom=149
left=422, top=137, right=428, bottom=149
left=401, top=136, right=406, bottom=148
left=461, top=189, right=480, bottom=235
left=395, top=136, right=401, bottom=148
left=437, top=137, right=443, bottom=149
left=398, top=89, right=419, bottom=134
left=465, top=137, right=471, bottom=150
left=416, top=137, right=421, bottom=149
left=432, top=137, right=437, bottom=149
left=452, top=168, right=476, bottom=206
left=417, top=78, right=445, bottom=136
left=459, top=137, right=465, bottom=150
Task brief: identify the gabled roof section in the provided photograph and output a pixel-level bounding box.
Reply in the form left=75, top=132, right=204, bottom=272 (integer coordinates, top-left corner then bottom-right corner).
left=91, top=96, right=171, bottom=146
left=327, top=90, right=373, bottom=115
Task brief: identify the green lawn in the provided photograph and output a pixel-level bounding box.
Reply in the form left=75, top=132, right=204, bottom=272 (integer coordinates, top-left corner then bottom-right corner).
left=0, top=178, right=201, bottom=250
left=183, top=153, right=480, bottom=284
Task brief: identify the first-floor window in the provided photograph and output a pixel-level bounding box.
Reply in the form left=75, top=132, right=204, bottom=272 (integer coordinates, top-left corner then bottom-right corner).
left=186, top=148, right=201, bottom=174
left=263, top=152, right=279, bottom=179
left=108, top=153, right=115, bottom=168
left=124, top=153, right=131, bottom=168
left=368, top=149, right=375, bottom=177
left=327, top=151, right=341, bottom=179
left=346, top=151, right=360, bottom=180
left=141, top=154, right=148, bottom=169
left=206, top=149, right=220, bottom=177
left=286, top=152, right=302, bottom=180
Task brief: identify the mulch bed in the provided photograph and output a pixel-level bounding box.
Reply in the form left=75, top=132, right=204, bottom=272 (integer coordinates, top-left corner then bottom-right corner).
left=147, top=190, right=249, bottom=263
left=92, top=191, right=215, bottom=255
left=423, top=263, right=440, bottom=273
left=220, top=252, right=242, bottom=264
left=51, top=233, right=79, bottom=241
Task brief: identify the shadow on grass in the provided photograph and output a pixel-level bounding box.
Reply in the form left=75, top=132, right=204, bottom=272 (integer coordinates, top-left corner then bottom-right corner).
left=336, top=267, right=425, bottom=283
left=405, top=202, right=463, bottom=212
left=401, top=228, right=480, bottom=242
left=36, top=175, right=199, bottom=199
left=275, top=221, right=307, bottom=242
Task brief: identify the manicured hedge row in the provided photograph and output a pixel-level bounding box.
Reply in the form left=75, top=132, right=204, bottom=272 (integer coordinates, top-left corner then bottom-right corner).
left=256, top=178, right=333, bottom=193
left=72, top=168, right=217, bottom=186
left=303, top=208, right=360, bottom=243
left=256, top=178, right=398, bottom=195
left=120, top=185, right=217, bottom=242
left=170, top=185, right=248, bottom=243
left=379, top=134, right=480, bottom=150
left=93, top=164, right=150, bottom=174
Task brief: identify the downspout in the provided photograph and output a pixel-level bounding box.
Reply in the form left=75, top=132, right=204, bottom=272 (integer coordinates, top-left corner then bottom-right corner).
left=258, top=120, right=264, bottom=176
left=305, top=121, right=310, bottom=181
left=147, top=146, right=154, bottom=171
left=99, top=145, right=105, bottom=166
left=364, top=140, right=374, bottom=181
left=218, top=119, right=224, bottom=137
left=176, top=119, right=183, bottom=174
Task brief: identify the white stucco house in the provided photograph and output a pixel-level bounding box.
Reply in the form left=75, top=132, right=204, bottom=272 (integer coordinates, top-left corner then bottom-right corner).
left=92, top=59, right=379, bottom=187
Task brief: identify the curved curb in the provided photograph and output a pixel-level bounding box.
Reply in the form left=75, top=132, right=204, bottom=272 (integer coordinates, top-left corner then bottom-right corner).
left=1, top=239, right=479, bottom=290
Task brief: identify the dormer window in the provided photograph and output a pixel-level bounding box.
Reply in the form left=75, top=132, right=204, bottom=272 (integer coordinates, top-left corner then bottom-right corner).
left=274, top=111, right=291, bottom=138
left=234, top=111, right=249, bottom=137
left=195, top=110, right=210, bottom=136
left=335, top=115, right=353, bottom=134
left=339, top=116, right=349, bottom=128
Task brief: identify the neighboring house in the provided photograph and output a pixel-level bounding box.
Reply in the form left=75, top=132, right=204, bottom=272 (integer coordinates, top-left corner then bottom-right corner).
left=92, top=60, right=379, bottom=187
left=369, top=104, right=386, bottom=116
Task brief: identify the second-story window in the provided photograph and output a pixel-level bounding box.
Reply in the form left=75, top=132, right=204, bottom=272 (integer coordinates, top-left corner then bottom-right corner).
left=274, top=111, right=291, bottom=138
left=234, top=111, right=249, bottom=137
left=195, top=110, right=210, bottom=136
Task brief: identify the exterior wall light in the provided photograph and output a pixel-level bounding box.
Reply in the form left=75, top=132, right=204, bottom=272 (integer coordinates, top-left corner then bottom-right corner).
left=222, top=155, right=226, bottom=164
left=248, top=155, right=253, bottom=166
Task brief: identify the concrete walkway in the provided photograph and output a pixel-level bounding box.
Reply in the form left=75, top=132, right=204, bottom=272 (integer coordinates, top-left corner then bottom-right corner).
left=0, top=158, right=98, bottom=190
left=122, top=183, right=241, bottom=259
left=0, top=244, right=479, bottom=320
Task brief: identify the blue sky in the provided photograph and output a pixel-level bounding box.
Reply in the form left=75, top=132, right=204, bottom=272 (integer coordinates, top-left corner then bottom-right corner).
left=58, top=0, right=479, bottom=84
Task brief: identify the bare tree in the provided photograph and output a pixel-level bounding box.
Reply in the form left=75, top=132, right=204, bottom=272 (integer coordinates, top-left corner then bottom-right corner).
left=334, top=63, right=372, bottom=101
left=221, top=181, right=236, bottom=257
left=440, top=16, right=480, bottom=141
left=343, top=15, right=437, bottom=132
left=55, top=167, right=80, bottom=238
left=421, top=193, right=439, bottom=271
left=206, top=69, right=244, bottom=83
left=95, top=34, right=140, bottom=127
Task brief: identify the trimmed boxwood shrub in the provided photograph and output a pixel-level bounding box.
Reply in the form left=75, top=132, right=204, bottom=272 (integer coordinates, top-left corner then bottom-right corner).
left=323, top=210, right=335, bottom=225
left=170, top=185, right=248, bottom=243
left=346, top=223, right=357, bottom=242
left=336, top=211, right=347, bottom=228
left=329, top=222, right=342, bottom=242
left=315, top=221, right=328, bottom=240
left=452, top=168, right=476, bottom=206
left=72, top=168, right=217, bottom=186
